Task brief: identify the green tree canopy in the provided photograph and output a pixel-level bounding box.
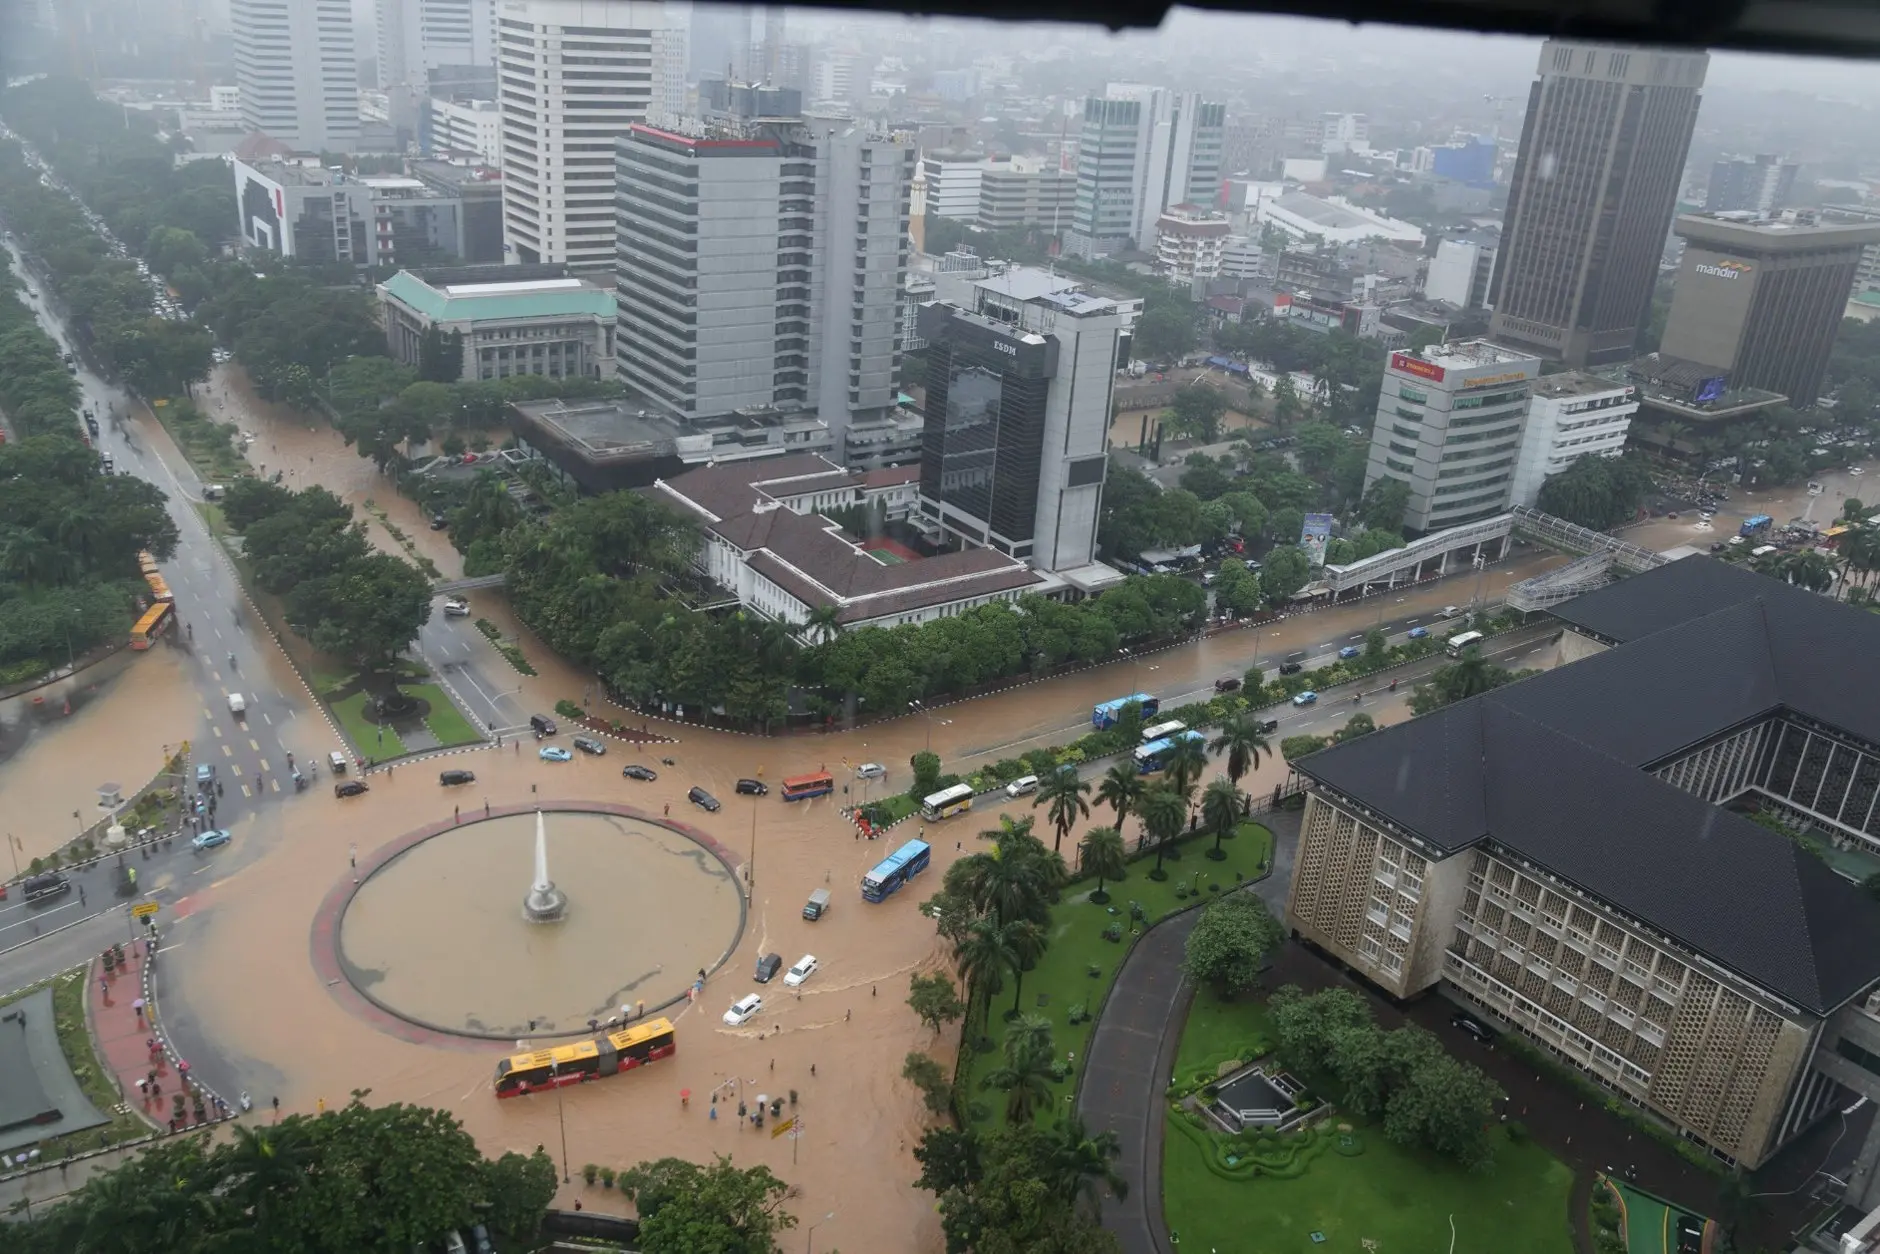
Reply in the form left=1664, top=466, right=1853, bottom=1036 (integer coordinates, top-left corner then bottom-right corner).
left=1182, top=891, right=1285, bottom=994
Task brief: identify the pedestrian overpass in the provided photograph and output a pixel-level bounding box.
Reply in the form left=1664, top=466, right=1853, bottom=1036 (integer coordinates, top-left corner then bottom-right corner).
left=1320, top=505, right=1672, bottom=610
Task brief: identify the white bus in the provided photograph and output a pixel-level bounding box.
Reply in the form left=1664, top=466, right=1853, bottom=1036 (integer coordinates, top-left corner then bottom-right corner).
left=1139, top=719, right=1189, bottom=745
left=1446, top=630, right=1485, bottom=658
left=920, top=783, right=976, bottom=821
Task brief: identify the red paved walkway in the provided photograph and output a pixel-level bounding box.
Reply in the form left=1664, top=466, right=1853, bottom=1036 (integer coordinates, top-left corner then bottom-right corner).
left=88, top=941, right=184, bottom=1133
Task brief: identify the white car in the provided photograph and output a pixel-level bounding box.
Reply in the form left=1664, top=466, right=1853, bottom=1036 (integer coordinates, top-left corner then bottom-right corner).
left=783, top=955, right=818, bottom=987
left=442, top=596, right=471, bottom=617
left=855, top=762, right=886, bottom=780
left=723, top=993, right=763, bottom=1027
left=227, top=693, right=246, bottom=715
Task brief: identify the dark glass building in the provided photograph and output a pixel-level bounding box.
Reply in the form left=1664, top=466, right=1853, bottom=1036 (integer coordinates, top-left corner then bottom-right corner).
left=1488, top=40, right=1708, bottom=368
left=917, top=304, right=1055, bottom=559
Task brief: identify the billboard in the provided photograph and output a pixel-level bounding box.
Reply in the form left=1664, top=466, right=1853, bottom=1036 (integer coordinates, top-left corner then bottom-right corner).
left=1390, top=352, right=1446, bottom=384
left=1300, top=513, right=1335, bottom=566
left=1693, top=374, right=1728, bottom=404
left=1692, top=258, right=1753, bottom=281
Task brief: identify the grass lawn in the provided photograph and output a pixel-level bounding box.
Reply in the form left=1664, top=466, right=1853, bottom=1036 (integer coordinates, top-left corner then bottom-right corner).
left=861, top=793, right=920, bottom=827
left=1162, top=987, right=1577, bottom=1254
left=958, top=821, right=1274, bottom=1133
left=403, top=682, right=482, bottom=746
left=331, top=691, right=407, bottom=758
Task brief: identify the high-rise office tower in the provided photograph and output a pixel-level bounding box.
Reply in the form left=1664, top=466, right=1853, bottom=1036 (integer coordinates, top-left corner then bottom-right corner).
left=916, top=270, right=1121, bottom=576
left=1064, top=84, right=1225, bottom=260
left=1488, top=41, right=1707, bottom=367
left=497, top=0, right=686, bottom=272
left=1706, top=154, right=1799, bottom=215
left=612, top=86, right=913, bottom=451
left=231, top=0, right=360, bottom=152
left=377, top=0, right=497, bottom=88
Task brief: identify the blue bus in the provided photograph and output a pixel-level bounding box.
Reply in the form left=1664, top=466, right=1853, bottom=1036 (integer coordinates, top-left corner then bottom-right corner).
left=1093, top=693, right=1160, bottom=729
left=1133, top=730, right=1206, bottom=774
left=1740, top=514, right=1773, bottom=538
left=862, top=839, right=932, bottom=902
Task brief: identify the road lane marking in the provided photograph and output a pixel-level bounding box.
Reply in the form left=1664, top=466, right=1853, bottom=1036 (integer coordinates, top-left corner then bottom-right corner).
left=220, top=743, right=232, bottom=757
left=262, top=712, right=272, bottom=726
left=230, top=764, right=243, bottom=777
left=259, top=758, right=269, bottom=773
left=240, top=785, right=251, bottom=798
left=269, top=778, right=280, bottom=793
left=249, top=739, right=260, bottom=751
left=213, top=725, right=223, bottom=738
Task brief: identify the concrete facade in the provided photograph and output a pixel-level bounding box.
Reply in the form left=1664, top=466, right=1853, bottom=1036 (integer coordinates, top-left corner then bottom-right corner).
left=231, top=0, right=359, bottom=152
left=1362, top=339, right=1541, bottom=533
left=1064, top=84, right=1224, bottom=260
left=496, top=0, right=687, bottom=272
left=1508, top=372, right=1639, bottom=508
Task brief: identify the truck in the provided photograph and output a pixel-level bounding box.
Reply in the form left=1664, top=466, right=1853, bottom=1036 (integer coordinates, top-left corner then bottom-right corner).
left=1740, top=514, right=1774, bottom=538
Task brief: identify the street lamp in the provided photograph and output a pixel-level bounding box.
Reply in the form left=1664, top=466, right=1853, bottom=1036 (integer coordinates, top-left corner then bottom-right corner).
left=549, top=1060, right=570, bottom=1183
left=806, top=1211, right=835, bottom=1254
left=907, top=701, right=950, bottom=752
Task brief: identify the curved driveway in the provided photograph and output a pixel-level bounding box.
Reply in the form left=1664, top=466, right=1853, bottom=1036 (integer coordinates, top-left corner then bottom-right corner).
left=1077, top=808, right=1299, bottom=1254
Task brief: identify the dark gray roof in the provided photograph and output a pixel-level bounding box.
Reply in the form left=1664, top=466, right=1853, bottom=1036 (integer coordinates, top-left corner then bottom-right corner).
left=1297, top=559, right=1880, bottom=1014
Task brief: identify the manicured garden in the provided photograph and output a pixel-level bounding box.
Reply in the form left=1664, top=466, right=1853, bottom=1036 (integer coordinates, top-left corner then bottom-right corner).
left=1161, top=986, right=1577, bottom=1254
left=402, top=681, right=482, bottom=747
left=955, top=821, right=1275, bottom=1133
left=330, top=691, right=408, bottom=758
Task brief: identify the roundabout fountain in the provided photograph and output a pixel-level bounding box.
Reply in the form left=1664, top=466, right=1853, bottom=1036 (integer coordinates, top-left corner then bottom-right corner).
left=325, top=805, right=744, bottom=1040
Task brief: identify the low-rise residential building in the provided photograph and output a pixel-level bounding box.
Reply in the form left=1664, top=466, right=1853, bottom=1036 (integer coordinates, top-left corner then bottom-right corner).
left=1154, top=204, right=1231, bottom=284
left=1507, top=372, right=1638, bottom=508
left=1288, top=557, right=1880, bottom=1176
left=378, top=267, right=615, bottom=382
left=649, top=453, right=1041, bottom=631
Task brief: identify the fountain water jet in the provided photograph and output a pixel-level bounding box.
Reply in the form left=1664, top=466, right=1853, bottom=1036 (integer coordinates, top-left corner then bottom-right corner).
left=523, top=809, right=567, bottom=922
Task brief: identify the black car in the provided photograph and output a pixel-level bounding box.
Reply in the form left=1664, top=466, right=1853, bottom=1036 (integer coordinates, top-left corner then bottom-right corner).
left=430, top=512, right=449, bottom=531
left=1450, top=1010, right=1497, bottom=1044
left=335, top=780, right=369, bottom=798
left=1255, top=719, right=1279, bottom=735
left=529, top=714, right=557, bottom=736
left=1278, top=662, right=1304, bottom=676
left=688, top=786, right=721, bottom=813
left=22, top=872, right=69, bottom=904
left=735, top=778, right=768, bottom=796
left=571, top=735, right=606, bottom=756
left=622, top=764, right=658, bottom=781
left=439, top=769, right=476, bottom=786
left=754, top=952, right=783, bottom=983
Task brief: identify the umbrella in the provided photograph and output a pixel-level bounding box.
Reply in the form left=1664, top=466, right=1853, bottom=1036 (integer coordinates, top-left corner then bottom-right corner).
left=680, top=1089, right=690, bottom=1099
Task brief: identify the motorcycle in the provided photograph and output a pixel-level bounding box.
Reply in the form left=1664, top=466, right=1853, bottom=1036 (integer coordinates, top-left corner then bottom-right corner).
left=660, top=756, right=676, bottom=767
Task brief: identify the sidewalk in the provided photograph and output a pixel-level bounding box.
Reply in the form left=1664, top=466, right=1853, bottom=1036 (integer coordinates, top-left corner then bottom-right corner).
left=88, top=943, right=168, bottom=1132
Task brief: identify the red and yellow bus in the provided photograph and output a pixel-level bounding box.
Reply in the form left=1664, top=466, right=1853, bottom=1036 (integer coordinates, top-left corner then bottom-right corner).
left=129, top=601, right=174, bottom=650
left=781, top=771, right=835, bottom=802
left=137, top=552, right=173, bottom=603
left=492, top=1017, right=675, bottom=1098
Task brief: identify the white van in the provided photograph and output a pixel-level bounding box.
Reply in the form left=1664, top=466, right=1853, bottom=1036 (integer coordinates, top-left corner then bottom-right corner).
left=1005, top=775, right=1039, bottom=798
left=226, top=693, right=246, bottom=715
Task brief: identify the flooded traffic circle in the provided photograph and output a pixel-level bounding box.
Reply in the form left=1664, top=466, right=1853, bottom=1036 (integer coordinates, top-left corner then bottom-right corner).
left=335, top=808, right=744, bottom=1039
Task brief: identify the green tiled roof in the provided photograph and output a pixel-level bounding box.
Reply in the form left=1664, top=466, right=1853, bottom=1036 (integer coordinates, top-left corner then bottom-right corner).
left=1852, top=289, right=1880, bottom=309
left=379, top=270, right=615, bottom=323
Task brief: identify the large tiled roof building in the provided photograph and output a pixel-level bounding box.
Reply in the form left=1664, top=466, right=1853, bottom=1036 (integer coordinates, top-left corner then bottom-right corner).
left=1285, top=557, right=1880, bottom=1177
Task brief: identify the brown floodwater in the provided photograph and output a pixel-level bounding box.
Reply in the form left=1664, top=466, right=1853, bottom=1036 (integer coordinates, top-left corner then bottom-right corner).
left=338, top=811, right=743, bottom=1037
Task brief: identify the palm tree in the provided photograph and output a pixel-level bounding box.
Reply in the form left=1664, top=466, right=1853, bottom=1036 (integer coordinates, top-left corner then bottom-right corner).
left=1779, top=549, right=1838, bottom=593
left=801, top=603, right=843, bottom=645
left=1003, top=918, right=1049, bottom=1018
left=1045, top=1115, right=1129, bottom=1213
left=954, top=916, right=1022, bottom=1047
left=1163, top=734, right=1210, bottom=795
left=1034, top=766, right=1090, bottom=856
left=1081, top=827, right=1127, bottom=902
left=953, top=825, right=1060, bottom=927
left=1209, top=714, right=1271, bottom=787
left=1096, top=762, right=1145, bottom=831
left=982, top=1014, right=1056, bottom=1124
left=1137, top=784, right=1187, bottom=876
left=218, top=1121, right=313, bottom=1236
left=1200, top=777, right=1246, bottom=862
left=1441, top=649, right=1497, bottom=702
